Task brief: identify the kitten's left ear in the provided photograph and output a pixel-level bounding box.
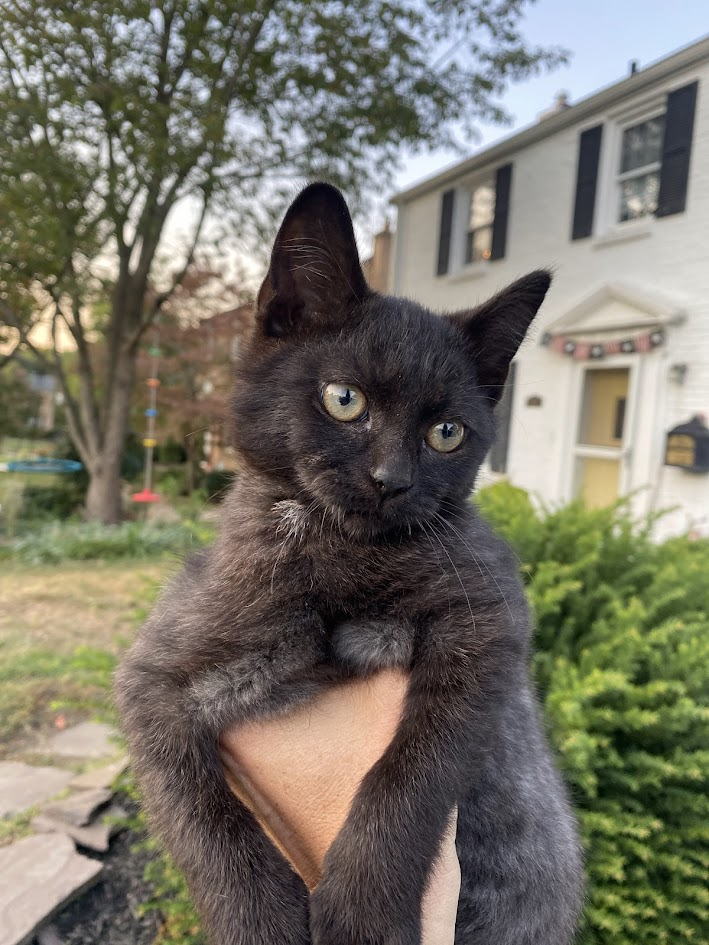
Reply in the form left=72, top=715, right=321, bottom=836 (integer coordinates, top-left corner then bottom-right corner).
left=446, top=270, right=551, bottom=403
left=256, top=182, right=369, bottom=338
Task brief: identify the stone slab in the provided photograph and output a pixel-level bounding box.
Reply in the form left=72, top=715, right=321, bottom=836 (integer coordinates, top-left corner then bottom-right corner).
left=41, top=787, right=113, bottom=827
left=69, top=757, right=128, bottom=791
left=32, top=801, right=126, bottom=853
left=0, top=762, right=73, bottom=819
left=45, top=722, right=119, bottom=760
left=0, top=833, right=102, bottom=945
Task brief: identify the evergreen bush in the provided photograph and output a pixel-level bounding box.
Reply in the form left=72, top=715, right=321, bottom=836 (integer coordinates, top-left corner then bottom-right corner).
left=21, top=482, right=84, bottom=520
left=477, top=483, right=709, bottom=944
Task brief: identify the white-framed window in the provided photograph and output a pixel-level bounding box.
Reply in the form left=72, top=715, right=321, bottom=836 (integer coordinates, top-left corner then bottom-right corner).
left=464, top=180, right=495, bottom=264
left=616, top=112, right=665, bottom=222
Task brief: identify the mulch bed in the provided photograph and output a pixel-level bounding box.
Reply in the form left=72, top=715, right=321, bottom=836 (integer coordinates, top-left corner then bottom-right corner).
left=49, top=813, right=161, bottom=945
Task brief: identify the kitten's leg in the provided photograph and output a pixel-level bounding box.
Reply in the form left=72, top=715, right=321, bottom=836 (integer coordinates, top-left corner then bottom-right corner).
left=116, top=659, right=312, bottom=945
left=116, top=606, right=331, bottom=945
left=309, top=616, right=575, bottom=945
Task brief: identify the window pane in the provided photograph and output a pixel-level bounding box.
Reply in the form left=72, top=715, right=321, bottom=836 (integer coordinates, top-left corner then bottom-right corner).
left=620, top=115, right=665, bottom=173
left=465, top=225, right=492, bottom=264
left=619, top=171, right=660, bottom=221
left=469, top=184, right=495, bottom=228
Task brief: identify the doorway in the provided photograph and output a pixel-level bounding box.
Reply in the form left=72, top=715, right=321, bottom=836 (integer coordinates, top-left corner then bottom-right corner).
left=573, top=367, right=630, bottom=508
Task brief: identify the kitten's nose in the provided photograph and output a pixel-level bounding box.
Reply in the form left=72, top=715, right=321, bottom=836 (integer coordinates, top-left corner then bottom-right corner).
left=370, top=461, right=413, bottom=498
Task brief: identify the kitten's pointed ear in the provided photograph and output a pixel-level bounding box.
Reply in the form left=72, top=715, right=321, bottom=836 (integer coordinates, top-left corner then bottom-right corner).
left=256, top=183, right=369, bottom=338
left=446, top=270, right=551, bottom=403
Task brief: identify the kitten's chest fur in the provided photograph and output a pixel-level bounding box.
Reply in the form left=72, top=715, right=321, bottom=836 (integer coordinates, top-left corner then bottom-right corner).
left=269, top=499, right=442, bottom=615
left=216, top=490, right=505, bottom=633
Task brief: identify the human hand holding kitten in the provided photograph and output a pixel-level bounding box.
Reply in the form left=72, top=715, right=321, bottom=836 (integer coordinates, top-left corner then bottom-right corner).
left=219, top=669, right=460, bottom=944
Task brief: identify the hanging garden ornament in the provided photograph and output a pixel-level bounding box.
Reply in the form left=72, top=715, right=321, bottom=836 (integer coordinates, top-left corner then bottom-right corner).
left=133, top=487, right=161, bottom=502
left=132, top=328, right=162, bottom=504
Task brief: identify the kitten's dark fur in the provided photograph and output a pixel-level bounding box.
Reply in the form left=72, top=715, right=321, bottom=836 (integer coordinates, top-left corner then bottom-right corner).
left=116, top=183, right=583, bottom=945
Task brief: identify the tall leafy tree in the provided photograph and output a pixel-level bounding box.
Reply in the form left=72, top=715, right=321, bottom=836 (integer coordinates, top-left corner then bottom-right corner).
left=0, top=0, right=564, bottom=521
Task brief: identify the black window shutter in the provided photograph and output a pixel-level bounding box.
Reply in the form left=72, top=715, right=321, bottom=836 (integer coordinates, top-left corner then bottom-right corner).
left=436, top=189, right=455, bottom=275
left=490, top=163, right=512, bottom=260
left=571, top=125, right=603, bottom=240
left=656, top=80, right=698, bottom=218
left=489, top=361, right=517, bottom=474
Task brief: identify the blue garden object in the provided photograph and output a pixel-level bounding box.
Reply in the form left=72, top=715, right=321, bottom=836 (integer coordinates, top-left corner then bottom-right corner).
left=0, top=458, right=83, bottom=474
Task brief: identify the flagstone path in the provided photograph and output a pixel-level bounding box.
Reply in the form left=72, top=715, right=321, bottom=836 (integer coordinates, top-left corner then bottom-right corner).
left=0, top=723, right=129, bottom=945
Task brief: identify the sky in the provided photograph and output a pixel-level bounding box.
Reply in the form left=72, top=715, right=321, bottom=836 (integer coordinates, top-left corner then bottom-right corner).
left=384, top=0, right=708, bottom=225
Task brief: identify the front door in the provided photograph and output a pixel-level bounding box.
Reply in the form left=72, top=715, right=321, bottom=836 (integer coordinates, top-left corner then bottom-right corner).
left=573, top=367, right=630, bottom=508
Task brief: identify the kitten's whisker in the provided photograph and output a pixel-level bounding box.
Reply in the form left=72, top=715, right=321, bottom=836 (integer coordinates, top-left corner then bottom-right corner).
left=440, top=498, right=524, bottom=568
left=434, top=510, right=515, bottom=624
left=419, top=519, right=452, bottom=614
left=425, top=519, right=475, bottom=631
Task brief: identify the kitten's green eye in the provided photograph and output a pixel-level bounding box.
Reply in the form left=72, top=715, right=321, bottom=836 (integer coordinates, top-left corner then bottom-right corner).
left=322, top=383, right=368, bottom=422
left=426, top=420, right=465, bottom=453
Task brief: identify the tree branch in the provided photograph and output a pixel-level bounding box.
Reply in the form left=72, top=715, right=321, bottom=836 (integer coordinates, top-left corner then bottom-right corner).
left=125, top=181, right=213, bottom=353
left=0, top=299, right=53, bottom=372
left=0, top=337, right=22, bottom=370
left=48, top=306, right=92, bottom=466
left=52, top=290, right=102, bottom=457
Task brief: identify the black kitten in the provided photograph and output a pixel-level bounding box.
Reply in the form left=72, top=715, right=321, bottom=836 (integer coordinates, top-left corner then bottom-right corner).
left=116, top=183, right=583, bottom=945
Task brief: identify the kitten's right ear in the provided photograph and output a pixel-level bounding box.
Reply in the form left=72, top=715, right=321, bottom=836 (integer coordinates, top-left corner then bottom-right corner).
left=256, top=183, right=369, bottom=338
left=446, top=270, right=551, bottom=403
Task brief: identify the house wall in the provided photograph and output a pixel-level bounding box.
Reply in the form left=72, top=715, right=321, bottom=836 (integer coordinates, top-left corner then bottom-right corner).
left=392, top=56, right=709, bottom=538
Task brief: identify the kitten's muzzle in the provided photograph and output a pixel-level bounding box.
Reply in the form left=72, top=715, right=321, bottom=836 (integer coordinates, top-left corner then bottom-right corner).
left=369, top=459, right=413, bottom=499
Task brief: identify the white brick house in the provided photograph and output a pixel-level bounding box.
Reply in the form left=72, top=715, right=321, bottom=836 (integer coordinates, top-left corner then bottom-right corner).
left=391, top=37, right=709, bottom=538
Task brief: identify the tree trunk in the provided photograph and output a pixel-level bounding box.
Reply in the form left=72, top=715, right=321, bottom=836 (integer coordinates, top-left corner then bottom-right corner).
left=84, top=343, right=137, bottom=524
left=85, top=458, right=124, bottom=525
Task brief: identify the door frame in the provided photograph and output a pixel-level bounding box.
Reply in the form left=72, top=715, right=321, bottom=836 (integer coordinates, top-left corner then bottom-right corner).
left=563, top=355, right=642, bottom=504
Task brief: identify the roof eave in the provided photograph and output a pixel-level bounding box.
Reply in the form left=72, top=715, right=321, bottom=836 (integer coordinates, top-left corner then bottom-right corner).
left=391, top=35, right=709, bottom=206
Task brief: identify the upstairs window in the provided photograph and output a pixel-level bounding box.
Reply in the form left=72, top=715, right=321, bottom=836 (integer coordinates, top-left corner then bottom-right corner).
left=436, top=164, right=511, bottom=275
left=572, top=80, right=697, bottom=240
left=465, top=182, right=495, bottom=263
left=617, top=114, right=665, bottom=222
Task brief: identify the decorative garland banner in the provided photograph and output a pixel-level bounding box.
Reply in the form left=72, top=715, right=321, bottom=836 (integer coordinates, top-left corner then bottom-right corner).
left=540, top=327, right=665, bottom=360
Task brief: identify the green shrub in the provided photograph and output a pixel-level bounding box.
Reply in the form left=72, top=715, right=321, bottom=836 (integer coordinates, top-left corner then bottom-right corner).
left=155, top=470, right=189, bottom=501
left=477, top=483, right=709, bottom=945
left=155, top=438, right=188, bottom=465
left=203, top=469, right=235, bottom=503
left=21, top=483, right=84, bottom=520
left=3, top=519, right=213, bottom=565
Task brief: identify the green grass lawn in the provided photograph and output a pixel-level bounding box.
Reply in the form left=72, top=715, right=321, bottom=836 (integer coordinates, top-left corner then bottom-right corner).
left=0, top=559, right=174, bottom=759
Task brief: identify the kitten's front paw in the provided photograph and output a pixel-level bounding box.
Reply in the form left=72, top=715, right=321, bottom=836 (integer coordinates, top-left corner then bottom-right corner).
left=310, top=872, right=419, bottom=945
left=331, top=619, right=414, bottom=675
